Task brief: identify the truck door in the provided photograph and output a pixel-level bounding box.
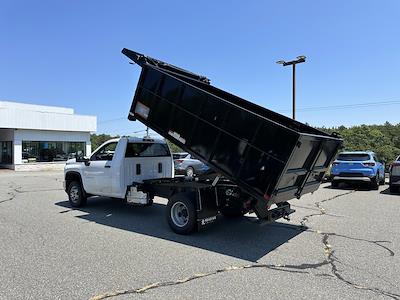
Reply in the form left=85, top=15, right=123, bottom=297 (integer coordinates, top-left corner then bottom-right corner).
left=84, top=141, right=118, bottom=196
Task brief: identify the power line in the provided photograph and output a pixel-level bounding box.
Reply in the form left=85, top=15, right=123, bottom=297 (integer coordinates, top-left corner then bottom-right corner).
left=123, top=129, right=147, bottom=136
left=277, top=100, right=400, bottom=113
left=97, top=99, right=400, bottom=124
left=98, top=117, right=126, bottom=124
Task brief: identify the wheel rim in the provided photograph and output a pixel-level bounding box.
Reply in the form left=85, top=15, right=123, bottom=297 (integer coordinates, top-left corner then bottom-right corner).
left=171, top=201, right=189, bottom=227
left=69, top=185, right=80, bottom=203
left=186, top=168, right=194, bottom=177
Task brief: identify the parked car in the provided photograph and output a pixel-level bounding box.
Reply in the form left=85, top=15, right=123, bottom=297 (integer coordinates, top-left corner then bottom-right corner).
left=330, top=151, right=385, bottom=189
left=173, top=152, right=189, bottom=160
left=173, top=153, right=210, bottom=176
left=389, top=155, right=400, bottom=193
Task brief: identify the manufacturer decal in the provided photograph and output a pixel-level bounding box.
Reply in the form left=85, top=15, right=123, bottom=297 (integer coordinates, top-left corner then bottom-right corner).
left=200, top=216, right=217, bottom=225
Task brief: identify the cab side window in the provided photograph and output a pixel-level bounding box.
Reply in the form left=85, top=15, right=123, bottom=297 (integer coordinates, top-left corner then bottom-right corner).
left=125, top=143, right=170, bottom=157
left=91, top=142, right=118, bottom=161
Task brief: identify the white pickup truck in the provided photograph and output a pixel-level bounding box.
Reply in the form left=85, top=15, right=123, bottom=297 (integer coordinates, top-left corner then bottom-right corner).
left=64, top=136, right=174, bottom=207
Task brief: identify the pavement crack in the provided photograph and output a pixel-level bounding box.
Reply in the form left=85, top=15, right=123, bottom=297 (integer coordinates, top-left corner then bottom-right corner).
left=300, top=188, right=398, bottom=299
left=323, top=232, right=394, bottom=257
left=0, top=192, right=16, bottom=204
left=322, top=232, right=400, bottom=300
left=89, top=260, right=331, bottom=300
left=300, top=190, right=355, bottom=227
left=0, top=183, right=19, bottom=204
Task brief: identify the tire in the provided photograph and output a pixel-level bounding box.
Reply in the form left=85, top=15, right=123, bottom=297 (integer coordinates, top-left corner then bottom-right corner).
left=166, top=193, right=197, bottom=235
left=67, top=181, right=87, bottom=207
left=379, top=173, right=385, bottom=185
left=389, top=184, right=398, bottom=194
left=370, top=174, right=379, bottom=190
left=185, top=167, right=194, bottom=177
left=331, top=181, right=339, bottom=188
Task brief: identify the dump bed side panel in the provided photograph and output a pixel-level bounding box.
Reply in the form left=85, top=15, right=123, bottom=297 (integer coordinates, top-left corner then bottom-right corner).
left=129, top=65, right=301, bottom=201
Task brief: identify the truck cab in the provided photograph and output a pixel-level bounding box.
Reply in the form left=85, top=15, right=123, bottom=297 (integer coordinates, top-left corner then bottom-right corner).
left=64, top=136, right=174, bottom=206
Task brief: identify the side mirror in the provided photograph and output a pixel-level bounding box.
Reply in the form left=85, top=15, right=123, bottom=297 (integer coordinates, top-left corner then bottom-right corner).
left=76, top=156, right=90, bottom=166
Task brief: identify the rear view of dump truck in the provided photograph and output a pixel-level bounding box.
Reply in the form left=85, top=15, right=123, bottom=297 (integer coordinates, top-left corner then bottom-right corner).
left=122, top=48, right=342, bottom=234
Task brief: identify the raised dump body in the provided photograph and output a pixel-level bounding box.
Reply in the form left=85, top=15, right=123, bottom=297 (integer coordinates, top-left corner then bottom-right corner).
left=122, top=48, right=342, bottom=207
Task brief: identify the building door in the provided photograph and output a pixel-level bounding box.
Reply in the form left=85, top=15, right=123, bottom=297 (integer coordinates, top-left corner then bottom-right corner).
left=0, top=141, right=13, bottom=165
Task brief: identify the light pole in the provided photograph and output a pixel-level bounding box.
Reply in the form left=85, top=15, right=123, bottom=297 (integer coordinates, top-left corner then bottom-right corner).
left=276, top=56, right=306, bottom=120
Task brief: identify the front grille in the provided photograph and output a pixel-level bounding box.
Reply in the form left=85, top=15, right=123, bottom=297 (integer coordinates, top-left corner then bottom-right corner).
left=339, top=172, right=364, bottom=177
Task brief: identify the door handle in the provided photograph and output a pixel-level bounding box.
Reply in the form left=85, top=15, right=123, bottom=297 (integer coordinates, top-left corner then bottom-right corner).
left=105, top=165, right=111, bottom=168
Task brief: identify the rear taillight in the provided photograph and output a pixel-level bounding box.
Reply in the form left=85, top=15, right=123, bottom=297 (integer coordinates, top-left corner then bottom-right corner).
left=363, top=162, right=375, bottom=167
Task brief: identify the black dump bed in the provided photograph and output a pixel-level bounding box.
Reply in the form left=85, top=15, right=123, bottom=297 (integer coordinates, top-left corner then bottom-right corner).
left=123, top=48, right=342, bottom=205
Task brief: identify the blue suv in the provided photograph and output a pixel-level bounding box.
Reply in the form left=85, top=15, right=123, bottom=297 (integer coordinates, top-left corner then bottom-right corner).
left=330, top=151, right=385, bottom=189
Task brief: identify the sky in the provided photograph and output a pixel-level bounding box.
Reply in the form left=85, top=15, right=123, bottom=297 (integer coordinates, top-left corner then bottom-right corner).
left=1, top=1, right=400, bottom=136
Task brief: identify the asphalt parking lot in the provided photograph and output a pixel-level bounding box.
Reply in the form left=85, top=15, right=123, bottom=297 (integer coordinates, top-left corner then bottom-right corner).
left=0, top=170, right=399, bottom=300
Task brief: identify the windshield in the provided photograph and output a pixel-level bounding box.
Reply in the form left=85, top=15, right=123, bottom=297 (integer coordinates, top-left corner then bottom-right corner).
left=337, top=153, right=370, bottom=161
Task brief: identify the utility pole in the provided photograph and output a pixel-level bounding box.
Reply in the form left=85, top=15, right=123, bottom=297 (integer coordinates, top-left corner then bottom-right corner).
left=276, top=56, right=306, bottom=120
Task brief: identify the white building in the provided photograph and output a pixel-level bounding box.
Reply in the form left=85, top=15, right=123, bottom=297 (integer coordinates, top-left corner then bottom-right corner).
left=0, top=101, right=97, bottom=171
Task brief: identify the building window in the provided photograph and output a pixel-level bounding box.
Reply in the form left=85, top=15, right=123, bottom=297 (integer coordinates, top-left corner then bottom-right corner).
left=22, top=141, right=85, bottom=163
left=0, top=141, right=13, bottom=164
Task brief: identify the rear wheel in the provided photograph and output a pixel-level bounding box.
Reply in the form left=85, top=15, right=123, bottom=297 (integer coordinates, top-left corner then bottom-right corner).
left=379, top=173, right=385, bottom=185
left=166, top=193, right=197, bottom=234
left=185, top=167, right=194, bottom=177
left=67, top=181, right=87, bottom=207
left=370, top=174, right=379, bottom=190
left=389, top=184, right=398, bottom=193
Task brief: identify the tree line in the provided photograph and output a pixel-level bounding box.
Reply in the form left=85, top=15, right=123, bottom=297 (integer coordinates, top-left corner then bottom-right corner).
left=317, top=122, right=400, bottom=162
left=91, top=121, right=400, bottom=163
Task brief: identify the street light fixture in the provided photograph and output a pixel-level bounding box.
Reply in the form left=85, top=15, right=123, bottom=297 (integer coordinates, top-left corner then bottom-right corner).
left=276, top=55, right=306, bottom=120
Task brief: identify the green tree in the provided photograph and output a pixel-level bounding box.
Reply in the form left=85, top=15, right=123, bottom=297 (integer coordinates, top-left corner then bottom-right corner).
left=316, top=122, right=400, bottom=163
left=90, top=134, right=119, bottom=151
left=166, top=139, right=183, bottom=153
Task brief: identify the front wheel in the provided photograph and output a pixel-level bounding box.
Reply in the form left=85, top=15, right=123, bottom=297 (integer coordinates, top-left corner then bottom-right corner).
left=67, top=181, right=87, bottom=207
left=166, top=193, right=197, bottom=235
